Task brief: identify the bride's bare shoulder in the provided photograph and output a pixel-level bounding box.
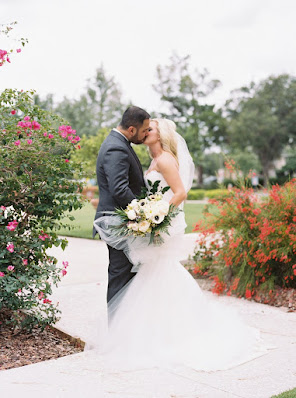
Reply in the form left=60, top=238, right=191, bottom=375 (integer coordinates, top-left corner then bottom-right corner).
left=157, top=152, right=178, bottom=170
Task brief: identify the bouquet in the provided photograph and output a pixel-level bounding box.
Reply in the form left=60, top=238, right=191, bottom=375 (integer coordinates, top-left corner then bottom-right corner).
left=112, top=180, right=181, bottom=244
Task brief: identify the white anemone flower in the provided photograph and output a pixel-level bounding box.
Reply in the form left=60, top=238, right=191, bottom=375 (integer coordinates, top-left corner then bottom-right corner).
left=151, top=212, right=164, bottom=224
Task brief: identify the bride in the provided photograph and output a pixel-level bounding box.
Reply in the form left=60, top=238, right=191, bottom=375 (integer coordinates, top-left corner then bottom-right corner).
left=92, top=118, right=266, bottom=372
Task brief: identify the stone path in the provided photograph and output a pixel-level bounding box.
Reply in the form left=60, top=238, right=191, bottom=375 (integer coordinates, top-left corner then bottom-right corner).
left=0, top=236, right=295, bottom=398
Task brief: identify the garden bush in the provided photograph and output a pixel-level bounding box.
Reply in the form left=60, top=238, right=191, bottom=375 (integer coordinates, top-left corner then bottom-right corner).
left=0, top=88, right=84, bottom=330
left=187, top=189, right=205, bottom=200
left=192, top=161, right=296, bottom=299
left=205, top=189, right=230, bottom=199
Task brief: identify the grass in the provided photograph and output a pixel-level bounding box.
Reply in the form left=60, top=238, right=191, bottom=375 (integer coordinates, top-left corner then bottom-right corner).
left=57, top=201, right=206, bottom=239
left=271, top=388, right=296, bottom=398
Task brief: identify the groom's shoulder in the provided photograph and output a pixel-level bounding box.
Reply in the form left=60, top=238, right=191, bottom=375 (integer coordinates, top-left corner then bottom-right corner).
left=99, top=130, right=128, bottom=156
left=103, top=130, right=128, bottom=148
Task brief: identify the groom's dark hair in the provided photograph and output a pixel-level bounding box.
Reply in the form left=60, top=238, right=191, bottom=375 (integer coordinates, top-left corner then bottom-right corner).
left=119, top=106, right=150, bottom=129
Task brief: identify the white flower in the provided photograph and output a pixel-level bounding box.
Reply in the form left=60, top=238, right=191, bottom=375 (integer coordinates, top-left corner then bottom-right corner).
left=144, top=205, right=154, bottom=220
left=130, top=222, right=139, bottom=231
left=138, top=198, right=148, bottom=208
left=155, top=200, right=170, bottom=215
left=151, top=212, right=164, bottom=224
left=127, top=209, right=137, bottom=220
left=130, top=199, right=139, bottom=208
left=138, top=220, right=151, bottom=233
left=148, top=194, right=157, bottom=201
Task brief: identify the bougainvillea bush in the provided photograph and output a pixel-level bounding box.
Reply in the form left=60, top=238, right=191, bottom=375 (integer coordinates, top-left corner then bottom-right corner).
left=192, top=162, right=296, bottom=300
left=0, top=89, right=83, bottom=330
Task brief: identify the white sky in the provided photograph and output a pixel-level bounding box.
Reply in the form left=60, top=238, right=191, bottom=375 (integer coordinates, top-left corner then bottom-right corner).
left=1, top=0, right=295, bottom=112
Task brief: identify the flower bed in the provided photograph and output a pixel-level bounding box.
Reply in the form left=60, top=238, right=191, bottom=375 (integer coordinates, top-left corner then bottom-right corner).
left=191, top=175, right=296, bottom=302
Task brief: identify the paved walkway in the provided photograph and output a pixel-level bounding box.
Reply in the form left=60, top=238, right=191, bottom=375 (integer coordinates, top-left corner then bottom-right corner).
left=0, top=236, right=296, bottom=398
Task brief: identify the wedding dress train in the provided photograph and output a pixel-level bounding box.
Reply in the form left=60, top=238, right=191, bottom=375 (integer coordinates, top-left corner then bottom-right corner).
left=89, top=170, right=268, bottom=373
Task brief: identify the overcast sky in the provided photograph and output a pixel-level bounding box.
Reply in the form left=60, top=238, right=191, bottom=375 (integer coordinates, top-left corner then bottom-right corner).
left=1, top=0, right=295, bottom=112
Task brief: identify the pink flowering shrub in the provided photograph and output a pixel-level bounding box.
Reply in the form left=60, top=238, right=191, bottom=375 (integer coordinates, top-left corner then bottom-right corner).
left=0, top=89, right=83, bottom=330
left=0, top=21, right=27, bottom=68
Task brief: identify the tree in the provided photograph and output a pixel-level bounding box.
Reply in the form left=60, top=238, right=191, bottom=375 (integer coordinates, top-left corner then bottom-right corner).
left=86, top=65, right=126, bottom=129
left=55, top=65, right=126, bottom=137
left=225, top=74, right=296, bottom=186
left=153, top=53, right=227, bottom=184
left=55, top=95, right=96, bottom=137
left=71, top=129, right=109, bottom=179
left=34, top=94, right=55, bottom=112
left=229, top=149, right=261, bottom=176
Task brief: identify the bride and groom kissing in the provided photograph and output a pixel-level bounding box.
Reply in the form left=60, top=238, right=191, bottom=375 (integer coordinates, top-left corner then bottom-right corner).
left=91, top=106, right=266, bottom=371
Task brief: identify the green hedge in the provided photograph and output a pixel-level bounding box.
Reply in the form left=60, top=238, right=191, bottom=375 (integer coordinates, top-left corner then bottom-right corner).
left=187, top=189, right=230, bottom=200
left=205, top=189, right=230, bottom=199
left=187, top=189, right=206, bottom=200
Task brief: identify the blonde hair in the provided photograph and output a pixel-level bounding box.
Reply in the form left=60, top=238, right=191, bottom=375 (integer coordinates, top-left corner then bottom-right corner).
left=150, top=118, right=179, bottom=165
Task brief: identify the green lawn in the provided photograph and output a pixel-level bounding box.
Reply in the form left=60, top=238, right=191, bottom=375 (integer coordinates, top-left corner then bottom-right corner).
left=272, top=388, right=296, bottom=398
left=57, top=201, right=206, bottom=239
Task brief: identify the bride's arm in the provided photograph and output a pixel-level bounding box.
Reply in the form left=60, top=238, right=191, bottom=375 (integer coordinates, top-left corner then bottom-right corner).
left=157, top=153, right=187, bottom=207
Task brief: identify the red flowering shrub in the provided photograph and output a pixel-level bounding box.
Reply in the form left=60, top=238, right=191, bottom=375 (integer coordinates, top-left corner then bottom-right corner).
left=193, top=166, right=296, bottom=300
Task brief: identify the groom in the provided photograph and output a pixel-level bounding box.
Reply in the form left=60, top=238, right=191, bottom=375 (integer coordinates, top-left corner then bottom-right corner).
left=94, top=106, right=151, bottom=303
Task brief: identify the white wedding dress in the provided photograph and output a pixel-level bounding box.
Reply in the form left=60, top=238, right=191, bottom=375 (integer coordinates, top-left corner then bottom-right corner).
left=89, top=170, right=268, bottom=373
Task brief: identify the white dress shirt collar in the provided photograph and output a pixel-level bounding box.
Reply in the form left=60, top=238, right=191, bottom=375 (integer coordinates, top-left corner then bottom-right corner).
left=113, top=128, right=129, bottom=142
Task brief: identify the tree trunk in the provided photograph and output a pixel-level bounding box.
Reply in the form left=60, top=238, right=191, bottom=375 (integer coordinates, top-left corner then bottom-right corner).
left=197, top=165, right=203, bottom=186
left=262, top=163, right=270, bottom=187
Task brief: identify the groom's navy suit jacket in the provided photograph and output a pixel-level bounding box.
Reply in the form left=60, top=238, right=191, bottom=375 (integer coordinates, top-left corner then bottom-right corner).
left=94, top=129, right=145, bottom=302
left=94, top=129, right=145, bottom=227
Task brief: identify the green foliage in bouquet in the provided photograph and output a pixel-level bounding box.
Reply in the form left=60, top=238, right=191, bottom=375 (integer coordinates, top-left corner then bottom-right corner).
left=0, top=89, right=84, bottom=330
left=113, top=180, right=180, bottom=245
left=192, top=160, right=296, bottom=300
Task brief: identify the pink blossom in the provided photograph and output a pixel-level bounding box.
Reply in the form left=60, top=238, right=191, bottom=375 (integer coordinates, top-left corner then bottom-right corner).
left=43, top=298, right=52, bottom=304
left=48, top=134, right=54, bottom=139
left=14, top=140, right=20, bottom=146
left=24, top=116, right=30, bottom=121
left=76, top=145, right=81, bottom=150
left=43, top=132, right=48, bottom=137
left=27, top=139, right=33, bottom=145
left=38, top=292, right=44, bottom=300
left=6, top=56, right=10, bottom=63
left=67, top=135, right=73, bottom=141
left=6, top=221, right=18, bottom=231
left=62, top=261, right=69, bottom=268
left=7, top=265, right=14, bottom=272
left=16, top=48, right=21, bottom=53
left=39, top=233, right=49, bottom=241
left=0, top=272, right=5, bottom=277
left=17, top=121, right=25, bottom=128
left=32, top=121, right=41, bottom=130
left=61, top=132, right=67, bottom=138
left=11, top=110, right=16, bottom=115
left=6, top=243, right=14, bottom=253
left=1, top=206, right=6, bottom=211
left=23, top=259, right=28, bottom=266
left=74, top=136, right=81, bottom=142
left=0, top=49, right=7, bottom=60
left=65, top=159, right=69, bottom=163
left=61, top=269, right=67, bottom=276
